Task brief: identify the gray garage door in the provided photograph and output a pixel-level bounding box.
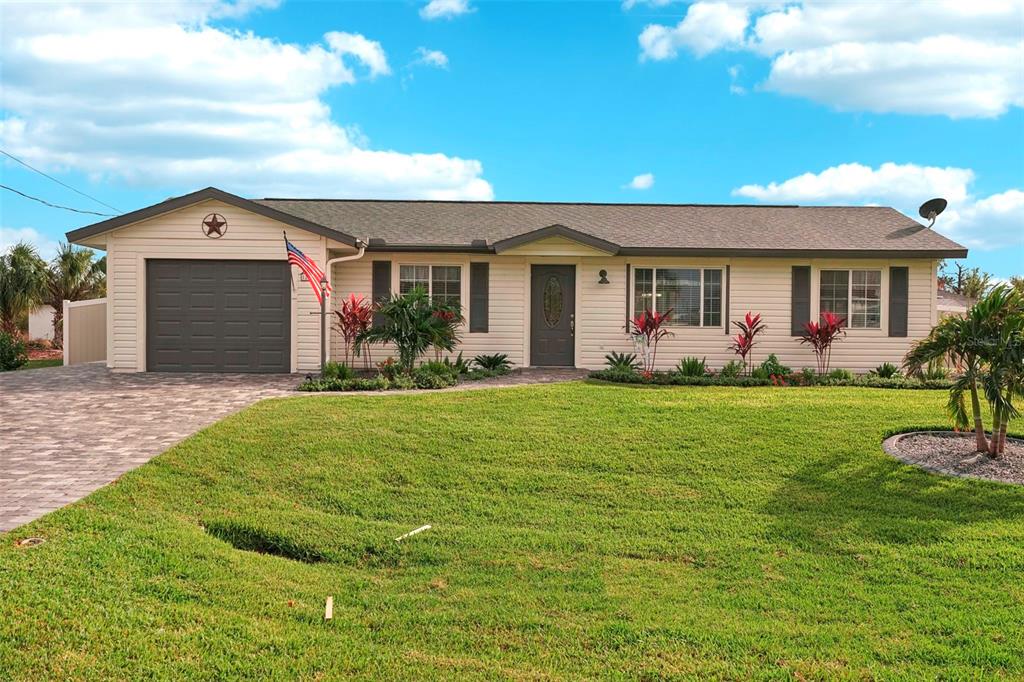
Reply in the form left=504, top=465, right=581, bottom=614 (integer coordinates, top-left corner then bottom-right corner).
left=146, top=260, right=290, bottom=373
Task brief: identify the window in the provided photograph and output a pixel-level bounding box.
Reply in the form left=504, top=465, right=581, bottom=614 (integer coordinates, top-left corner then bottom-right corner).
left=632, top=267, right=723, bottom=327
left=819, top=269, right=881, bottom=329
left=399, top=264, right=461, bottom=307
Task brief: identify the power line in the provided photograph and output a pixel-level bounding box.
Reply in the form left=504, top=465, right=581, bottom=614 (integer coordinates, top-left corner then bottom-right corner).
left=0, top=184, right=117, bottom=217
left=0, top=149, right=122, bottom=213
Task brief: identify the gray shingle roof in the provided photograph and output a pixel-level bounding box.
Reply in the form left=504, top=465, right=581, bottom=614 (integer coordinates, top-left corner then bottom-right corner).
left=256, top=199, right=967, bottom=257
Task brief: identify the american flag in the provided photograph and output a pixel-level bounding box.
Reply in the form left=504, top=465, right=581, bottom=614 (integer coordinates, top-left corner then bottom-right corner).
left=285, top=236, right=331, bottom=304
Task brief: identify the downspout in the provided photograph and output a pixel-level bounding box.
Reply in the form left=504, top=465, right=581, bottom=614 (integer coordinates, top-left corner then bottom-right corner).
left=323, top=240, right=367, bottom=363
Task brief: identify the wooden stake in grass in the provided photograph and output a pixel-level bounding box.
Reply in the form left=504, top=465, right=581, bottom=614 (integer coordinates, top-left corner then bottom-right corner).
left=395, top=525, right=431, bottom=542
left=324, top=596, right=333, bottom=621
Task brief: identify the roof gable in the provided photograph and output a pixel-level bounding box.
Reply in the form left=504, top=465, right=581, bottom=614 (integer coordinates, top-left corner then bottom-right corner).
left=492, top=224, right=620, bottom=255
left=66, top=187, right=358, bottom=246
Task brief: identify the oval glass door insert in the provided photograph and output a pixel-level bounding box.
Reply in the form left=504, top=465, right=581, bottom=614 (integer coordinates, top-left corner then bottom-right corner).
left=543, top=276, right=563, bottom=328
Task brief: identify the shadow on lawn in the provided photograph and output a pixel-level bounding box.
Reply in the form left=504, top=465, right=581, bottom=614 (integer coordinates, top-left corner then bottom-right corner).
left=764, top=447, right=1024, bottom=551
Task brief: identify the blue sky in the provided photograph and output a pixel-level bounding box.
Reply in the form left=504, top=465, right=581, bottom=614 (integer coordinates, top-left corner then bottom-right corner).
left=1, top=0, right=1021, bottom=277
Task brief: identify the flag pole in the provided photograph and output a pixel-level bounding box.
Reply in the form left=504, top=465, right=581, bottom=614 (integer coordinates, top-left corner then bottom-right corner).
left=320, top=275, right=328, bottom=374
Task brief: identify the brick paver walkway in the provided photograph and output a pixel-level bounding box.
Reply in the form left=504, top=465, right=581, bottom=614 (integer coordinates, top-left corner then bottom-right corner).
left=0, top=363, right=590, bottom=532
left=0, top=364, right=296, bottom=532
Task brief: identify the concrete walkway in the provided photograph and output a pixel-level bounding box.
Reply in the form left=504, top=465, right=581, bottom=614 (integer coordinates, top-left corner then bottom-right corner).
left=0, top=363, right=589, bottom=532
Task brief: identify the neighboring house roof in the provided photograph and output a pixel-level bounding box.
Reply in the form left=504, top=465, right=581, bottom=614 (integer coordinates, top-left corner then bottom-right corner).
left=937, top=288, right=976, bottom=313
left=257, top=198, right=967, bottom=257
left=66, top=187, right=359, bottom=246
left=66, top=186, right=967, bottom=258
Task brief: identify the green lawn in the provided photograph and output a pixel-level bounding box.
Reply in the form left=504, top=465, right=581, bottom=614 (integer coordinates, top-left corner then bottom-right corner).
left=17, top=358, right=63, bottom=370
left=2, top=384, right=1022, bottom=679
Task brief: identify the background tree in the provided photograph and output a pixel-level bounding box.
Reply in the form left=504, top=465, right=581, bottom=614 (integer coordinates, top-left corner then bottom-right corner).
left=1009, top=275, right=1024, bottom=297
left=938, top=261, right=993, bottom=299
left=43, top=243, right=106, bottom=347
left=0, top=242, right=47, bottom=336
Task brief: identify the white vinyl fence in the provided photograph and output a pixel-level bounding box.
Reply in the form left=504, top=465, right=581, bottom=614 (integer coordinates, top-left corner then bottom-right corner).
left=63, top=298, right=107, bottom=366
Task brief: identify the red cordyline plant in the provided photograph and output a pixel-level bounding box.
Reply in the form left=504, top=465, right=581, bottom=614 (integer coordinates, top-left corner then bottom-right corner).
left=333, top=293, right=374, bottom=368
left=629, top=308, right=673, bottom=377
left=799, top=311, right=846, bottom=375
left=728, top=311, right=767, bottom=376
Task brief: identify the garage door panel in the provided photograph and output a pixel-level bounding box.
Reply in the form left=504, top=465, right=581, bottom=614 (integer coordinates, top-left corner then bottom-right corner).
left=147, top=259, right=290, bottom=373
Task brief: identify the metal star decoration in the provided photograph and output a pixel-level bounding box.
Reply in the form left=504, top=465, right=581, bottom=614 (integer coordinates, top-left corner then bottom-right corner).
left=202, top=213, right=227, bottom=238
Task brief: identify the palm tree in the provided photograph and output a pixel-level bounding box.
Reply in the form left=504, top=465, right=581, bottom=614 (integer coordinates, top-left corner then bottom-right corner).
left=906, top=286, right=1023, bottom=456
left=981, top=291, right=1024, bottom=456
left=42, top=243, right=106, bottom=347
left=0, top=242, right=47, bottom=336
left=905, top=314, right=988, bottom=451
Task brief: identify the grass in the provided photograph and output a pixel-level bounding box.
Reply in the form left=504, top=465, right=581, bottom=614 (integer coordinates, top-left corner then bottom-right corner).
left=2, top=384, right=1022, bottom=679
left=18, top=358, right=62, bottom=370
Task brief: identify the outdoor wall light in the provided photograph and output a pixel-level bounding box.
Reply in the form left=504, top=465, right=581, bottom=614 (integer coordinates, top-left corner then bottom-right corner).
left=598, top=269, right=610, bottom=284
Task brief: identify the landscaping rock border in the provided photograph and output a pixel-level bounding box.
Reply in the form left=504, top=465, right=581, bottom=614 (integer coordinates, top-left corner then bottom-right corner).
left=882, top=430, right=1024, bottom=485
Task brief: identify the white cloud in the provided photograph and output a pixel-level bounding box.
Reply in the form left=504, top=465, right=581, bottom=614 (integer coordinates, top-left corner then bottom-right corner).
left=0, top=1, right=493, bottom=200
left=414, top=47, right=450, bottom=69
left=623, top=0, right=676, bottom=10
left=625, top=173, right=655, bottom=190
left=728, top=64, right=745, bottom=94
left=1, top=227, right=61, bottom=260
left=942, top=189, right=1024, bottom=252
left=639, top=2, right=748, bottom=60
left=637, top=0, right=1024, bottom=118
left=732, top=161, right=1023, bottom=250
left=420, top=0, right=473, bottom=21
left=324, top=32, right=390, bottom=78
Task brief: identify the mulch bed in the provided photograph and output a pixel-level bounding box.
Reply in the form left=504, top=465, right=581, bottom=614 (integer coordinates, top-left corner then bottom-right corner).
left=883, top=431, right=1024, bottom=485
left=27, top=348, right=62, bottom=360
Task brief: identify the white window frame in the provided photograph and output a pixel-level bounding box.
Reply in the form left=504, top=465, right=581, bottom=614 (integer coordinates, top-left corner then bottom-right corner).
left=398, top=264, right=462, bottom=307
left=819, top=268, right=882, bottom=329
left=631, top=266, right=724, bottom=328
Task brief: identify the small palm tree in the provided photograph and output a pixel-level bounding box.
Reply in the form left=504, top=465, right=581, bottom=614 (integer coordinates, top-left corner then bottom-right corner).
left=0, top=242, right=47, bottom=336
left=906, top=285, right=1023, bottom=456
left=43, top=243, right=106, bottom=347
left=356, top=287, right=463, bottom=373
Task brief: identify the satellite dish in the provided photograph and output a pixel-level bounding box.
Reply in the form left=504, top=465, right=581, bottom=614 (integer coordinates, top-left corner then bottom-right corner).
left=918, top=197, right=947, bottom=228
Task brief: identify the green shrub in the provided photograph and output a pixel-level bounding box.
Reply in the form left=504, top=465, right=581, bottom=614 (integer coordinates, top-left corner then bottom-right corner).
left=870, top=362, right=901, bottom=379
left=390, top=373, right=416, bottom=390
left=589, top=368, right=952, bottom=391
left=473, top=353, right=512, bottom=372
left=440, top=351, right=471, bottom=375
left=605, top=351, right=640, bottom=372
left=297, top=376, right=390, bottom=392
left=917, top=358, right=949, bottom=381
left=827, top=368, right=855, bottom=381
left=719, top=360, right=744, bottom=378
left=0, top=332, right=27, bottom=371
left=413, top=365, right=458, bottom=389
left=376, top=357, right=401, bottom=381
left=675, top=356, right=708, bottom=377
left=752, top=354, right=791, bottom=379
left=321, top=361, right=354, bottom=381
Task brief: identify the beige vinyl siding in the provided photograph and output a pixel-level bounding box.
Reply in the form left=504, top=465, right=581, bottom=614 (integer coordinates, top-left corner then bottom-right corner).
left=577, top=257, right=936, bottom=372
left=332, top=254, right=936, bottom=372
left=498, top=236, right=615, bottom=258
left=330, top=253, right=528, bottom=367
left=104, top=199, right=327, bottom=372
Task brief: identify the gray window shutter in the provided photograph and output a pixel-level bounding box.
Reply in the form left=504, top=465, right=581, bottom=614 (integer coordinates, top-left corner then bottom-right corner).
left=724, top=265, right=731, bottom=335
left=469, top=262, right=489, bottom=333
left=371, top=260, right=391, bottom=328
left=791, top=265, right=811, bottom=336
left=889, top=266, right=909, bottom=337
left=625, top=263, right=631, bottom=330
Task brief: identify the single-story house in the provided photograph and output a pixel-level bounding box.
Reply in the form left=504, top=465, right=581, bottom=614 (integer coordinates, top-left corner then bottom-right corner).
left=66, top=187, right=967, bottom=374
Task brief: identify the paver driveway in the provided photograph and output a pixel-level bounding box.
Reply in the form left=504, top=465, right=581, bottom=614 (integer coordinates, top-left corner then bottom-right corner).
left=0, top=364, right=297, bottom=532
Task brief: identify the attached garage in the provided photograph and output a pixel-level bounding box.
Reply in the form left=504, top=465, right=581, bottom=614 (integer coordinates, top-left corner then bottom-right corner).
left=146, top=260, right=290, bottom=373
left=64, top=188, right=361, bottom=373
